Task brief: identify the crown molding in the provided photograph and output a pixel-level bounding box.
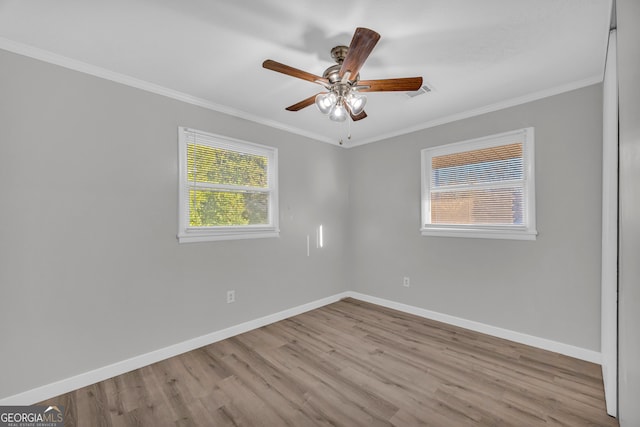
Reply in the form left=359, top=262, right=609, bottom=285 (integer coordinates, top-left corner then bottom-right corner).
left=0, top=37, right=602, bottom=148
left=347, top=74, right=604, bottom=147
left=0, top=37, right=336, bottom=145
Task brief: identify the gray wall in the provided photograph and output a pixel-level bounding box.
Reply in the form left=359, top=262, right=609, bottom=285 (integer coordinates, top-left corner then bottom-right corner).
left=617, top=0, right=640, bottom=424
left=0, top=50, right=350, bottom=400
left=347, top=85, right=603, bottom=351
left=0, top=46, right=608, bottom=402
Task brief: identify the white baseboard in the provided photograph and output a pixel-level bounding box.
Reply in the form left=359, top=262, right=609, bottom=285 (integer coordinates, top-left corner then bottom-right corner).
left=0, top=292, right=350, bottom=405
left=345, top=292, right=602, bottom=365
left=1, top=289, right=601, bottom=405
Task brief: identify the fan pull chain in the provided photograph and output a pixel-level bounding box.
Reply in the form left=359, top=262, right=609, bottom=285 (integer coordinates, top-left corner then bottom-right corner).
left=337, top=117, right=352, bottom=146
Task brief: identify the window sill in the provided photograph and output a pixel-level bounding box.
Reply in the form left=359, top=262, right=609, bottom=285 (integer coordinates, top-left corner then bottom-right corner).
left=178, top=228, right=280, bottom=243
left=421, top=227, right=537, bottom=241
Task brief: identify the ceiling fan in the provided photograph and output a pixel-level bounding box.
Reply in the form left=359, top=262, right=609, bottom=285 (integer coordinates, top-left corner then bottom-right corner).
left=262, top=27, right=423, bottom=122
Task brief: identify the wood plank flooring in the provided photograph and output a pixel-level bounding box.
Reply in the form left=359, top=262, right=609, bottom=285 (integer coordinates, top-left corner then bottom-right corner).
left=39, top=298, right=618, bottom=426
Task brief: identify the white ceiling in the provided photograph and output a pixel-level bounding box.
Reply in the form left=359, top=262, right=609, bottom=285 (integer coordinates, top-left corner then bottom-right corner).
left=0, top=0, right=612, bottom=146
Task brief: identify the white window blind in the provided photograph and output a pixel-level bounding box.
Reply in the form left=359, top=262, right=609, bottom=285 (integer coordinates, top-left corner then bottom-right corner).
left=421, top=128, right=537, bottom=240
left=178, top=127, right=279, bottom=243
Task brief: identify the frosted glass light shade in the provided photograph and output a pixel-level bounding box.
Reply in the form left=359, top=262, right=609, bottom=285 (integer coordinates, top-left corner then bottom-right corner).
left=328, top=103, right=348, bottom=122
left=315, top=93, right=337, bottom=114
left=346, top=92, right=367, bottom=115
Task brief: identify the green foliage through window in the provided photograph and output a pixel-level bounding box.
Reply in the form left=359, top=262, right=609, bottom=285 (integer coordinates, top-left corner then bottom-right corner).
left=189, top=190, right=269, bottom=226
left=187, top=144, right=268, bottom=188
left=187, top=143, right=270, bottom=227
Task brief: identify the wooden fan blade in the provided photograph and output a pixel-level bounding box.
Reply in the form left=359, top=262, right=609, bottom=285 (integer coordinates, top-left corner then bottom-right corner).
left=285, top=93, right=323, bottom=111
left=339, top=27, right=381, bottom=80
left=350, top=110, right=368, bottom=121
left=357, top=77, right=423, bottom=92
left=263, top=60, right=329, bottom=85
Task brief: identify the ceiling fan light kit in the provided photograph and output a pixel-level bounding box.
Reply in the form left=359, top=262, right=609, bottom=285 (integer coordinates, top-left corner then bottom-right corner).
left=263, top=27, right=423, bottom=125
left=316, top=82, right=367, bottom=121
left=315, top=92, right=337, bottom=114
left=328, top=101, right=348, bottom=122
left=345, top=92, right=367, bottom=115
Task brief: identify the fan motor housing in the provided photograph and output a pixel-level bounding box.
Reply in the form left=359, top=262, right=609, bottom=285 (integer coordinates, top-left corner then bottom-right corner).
left=324, top=46, right=360, bottom=84
left=322, top=65, right=342, bottom=83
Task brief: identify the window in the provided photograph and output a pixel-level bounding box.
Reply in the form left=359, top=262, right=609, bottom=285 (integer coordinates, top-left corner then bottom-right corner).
left=178, top=127, right=278, bottom=243
left=421, top=127, right=536, bottom=240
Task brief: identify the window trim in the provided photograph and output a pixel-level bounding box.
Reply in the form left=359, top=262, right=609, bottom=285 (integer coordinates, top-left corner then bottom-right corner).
left=420, top=127, right=537, bottom=240
left=177, top=127, right=279, bottom=243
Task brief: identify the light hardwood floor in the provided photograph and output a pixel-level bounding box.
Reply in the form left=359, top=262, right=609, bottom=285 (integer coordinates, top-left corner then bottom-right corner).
left=39, top=298, right=618, bottom=426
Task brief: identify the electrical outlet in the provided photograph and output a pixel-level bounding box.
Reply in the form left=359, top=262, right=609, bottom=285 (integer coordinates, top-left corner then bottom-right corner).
left=227, top=290, right=235, bottom=304
left=403, top=277, right=410, bottom=287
